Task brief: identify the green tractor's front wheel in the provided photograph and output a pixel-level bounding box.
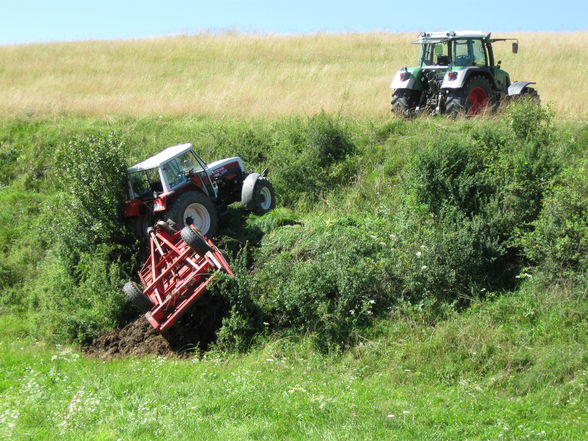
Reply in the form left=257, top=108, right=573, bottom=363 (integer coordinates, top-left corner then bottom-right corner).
left=391, top=89, right=420, bottom=117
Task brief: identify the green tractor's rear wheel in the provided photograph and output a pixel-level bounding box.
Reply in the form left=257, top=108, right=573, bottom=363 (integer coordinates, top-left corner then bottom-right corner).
left=391, top=89, right=420, bottom=117
left=519, top=86, right=541, bottom=104
left=445, top=75, right=493, bottom=116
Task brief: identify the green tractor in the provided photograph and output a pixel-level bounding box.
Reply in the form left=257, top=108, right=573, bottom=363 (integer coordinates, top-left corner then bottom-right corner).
left=390, top=31, right=539, bottom=116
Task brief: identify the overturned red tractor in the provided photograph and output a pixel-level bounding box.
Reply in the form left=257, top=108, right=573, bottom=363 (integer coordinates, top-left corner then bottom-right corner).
left=124, top=143, right=275, bottom=237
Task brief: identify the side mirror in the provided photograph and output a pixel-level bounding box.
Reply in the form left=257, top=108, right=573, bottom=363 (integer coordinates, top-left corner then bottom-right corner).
left=512, top=42, right=519, bottom=54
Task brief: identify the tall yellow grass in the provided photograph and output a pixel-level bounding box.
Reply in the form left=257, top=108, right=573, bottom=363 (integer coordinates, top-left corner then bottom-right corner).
left=0, top=32, right=586, bottom=119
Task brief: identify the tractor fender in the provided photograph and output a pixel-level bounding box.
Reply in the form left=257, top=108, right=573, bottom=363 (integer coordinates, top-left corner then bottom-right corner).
left=390, top=68, right=421, bottom=90
left=241, top=172, right=261, bottom=207
left=508, top=81, right=536, bottom=96
left=441, top=67, right=496, bottom=90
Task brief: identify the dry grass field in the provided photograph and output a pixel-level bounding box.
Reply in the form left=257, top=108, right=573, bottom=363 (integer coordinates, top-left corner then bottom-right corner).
left=0, top=31, right=587, bottom=119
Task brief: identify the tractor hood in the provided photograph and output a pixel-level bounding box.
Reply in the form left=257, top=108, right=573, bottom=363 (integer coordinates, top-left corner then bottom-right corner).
left=207, top=157, right=245, bottom=174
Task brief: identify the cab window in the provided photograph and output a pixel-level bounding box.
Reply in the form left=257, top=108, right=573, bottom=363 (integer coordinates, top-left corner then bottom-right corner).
left=129, top=168, right=162, bottom=198
left=162, top=159, right=186, bottom=189
left=419, top=43, right=449, bottom=66
left=177, top=151, right=203, bottom=175
left=452, top=39, right=487, bottom=66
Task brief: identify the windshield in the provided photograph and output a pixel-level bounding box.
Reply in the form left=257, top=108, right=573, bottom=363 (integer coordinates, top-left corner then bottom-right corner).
left=177, top=151, right=203, bottom=175
left=161, top=151, right=204, bottom=190
left=129, top=168, right=162, bottom=198
left=419, top=43, right=449, bottom=66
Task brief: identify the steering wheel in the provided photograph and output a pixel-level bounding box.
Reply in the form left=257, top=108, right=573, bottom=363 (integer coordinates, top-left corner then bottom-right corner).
left=454, top=55, right=471, bottom=66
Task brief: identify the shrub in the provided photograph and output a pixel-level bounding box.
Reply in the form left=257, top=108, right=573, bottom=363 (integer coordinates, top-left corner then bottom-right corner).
left=398, top=115, right=561, bottom=302
left=520, top=163, right=588, bottom=281
left=269, top=113, right=357, bottom=207
left=54, top=134, right=131, bottom=252
left=505, top=99, right=553, bottom=143
left=29, top=134, right=136, bottom=341
left=407, top=135, right=491, bottom=217
left=30, top=245, right=130, bottom=342
left=243, top=218, right=399, bottom=351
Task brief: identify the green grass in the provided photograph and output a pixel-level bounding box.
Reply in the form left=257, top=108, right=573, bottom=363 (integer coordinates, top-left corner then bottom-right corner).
left=1, top=282, right=586, bottom=440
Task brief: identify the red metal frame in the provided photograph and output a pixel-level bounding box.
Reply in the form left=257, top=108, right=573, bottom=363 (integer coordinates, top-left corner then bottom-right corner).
left=137, top=225, right=233, bottom=332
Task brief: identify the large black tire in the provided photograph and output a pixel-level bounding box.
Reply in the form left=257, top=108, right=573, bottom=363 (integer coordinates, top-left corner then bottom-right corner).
left=123, top=281, right=153, bottom=313
left=519, top=86, right=541, bottom=104
left=165, top=191, right=218, bottom=237
left=180, top=226, right=212, bottom=256
left=127, top=215, right=151, bottom=241
left=391, top=89, right=420, bottom=117
left=445, top=75, right=493, bottom=116
left=246, top=177, right=276, bottom=215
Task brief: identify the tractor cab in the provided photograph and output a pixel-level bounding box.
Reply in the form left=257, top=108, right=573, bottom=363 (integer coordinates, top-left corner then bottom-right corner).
left=414, top=31, right=491, bottom=68
left=127, top=144, right=213, bottom=200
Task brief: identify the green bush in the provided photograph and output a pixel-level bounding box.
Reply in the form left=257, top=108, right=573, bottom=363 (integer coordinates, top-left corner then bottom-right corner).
left=29, top=245, right=130, bottom=342
left=521, top=163, right=588, bottom=281
left=269, top=113, right=357, bottom=207
left=29, top=134, right=136, bottom=341
left=505, top=99, right=553, bottom=143
left=53, top=134, right=131, bottom=252
left=407, top=136, right=491, bottom=217
left=231, top=218, right=398, bottom=351
left=397, top=117, right=561, bottom=301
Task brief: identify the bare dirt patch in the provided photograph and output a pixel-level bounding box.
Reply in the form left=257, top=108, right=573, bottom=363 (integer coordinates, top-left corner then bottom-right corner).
left=84, top=293, right=227, bottom=360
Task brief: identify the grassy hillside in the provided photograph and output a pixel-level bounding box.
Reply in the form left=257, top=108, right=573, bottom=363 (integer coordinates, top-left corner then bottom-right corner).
left=0, top=32, right=587, bottom=119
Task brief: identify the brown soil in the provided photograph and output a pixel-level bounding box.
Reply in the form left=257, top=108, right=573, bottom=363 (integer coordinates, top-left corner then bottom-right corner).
left=84, top=293, right=227, bottom=360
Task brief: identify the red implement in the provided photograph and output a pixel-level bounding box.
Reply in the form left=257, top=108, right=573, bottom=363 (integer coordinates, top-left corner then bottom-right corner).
left=135, top=223, right=232, bottom=332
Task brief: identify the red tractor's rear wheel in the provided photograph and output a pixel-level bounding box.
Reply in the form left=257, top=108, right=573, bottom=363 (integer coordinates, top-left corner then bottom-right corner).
left=166, top=191, right=218, bottom=237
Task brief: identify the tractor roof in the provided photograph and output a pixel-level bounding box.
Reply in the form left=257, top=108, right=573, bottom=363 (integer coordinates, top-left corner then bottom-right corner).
left=413, top=30, right=491, bottom=44
left=128, top=143, right=193, bottom=172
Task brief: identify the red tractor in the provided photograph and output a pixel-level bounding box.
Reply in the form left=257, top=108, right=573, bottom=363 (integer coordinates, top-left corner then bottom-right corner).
left=123, top=143, right=275, bottom=237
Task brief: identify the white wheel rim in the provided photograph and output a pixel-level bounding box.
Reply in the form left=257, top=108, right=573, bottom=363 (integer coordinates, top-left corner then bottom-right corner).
left=259, top=187, right=272, bottom=211
left=184, top=203, right=211, bottom=234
